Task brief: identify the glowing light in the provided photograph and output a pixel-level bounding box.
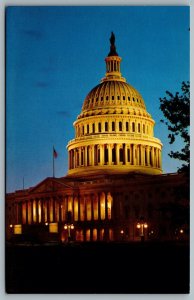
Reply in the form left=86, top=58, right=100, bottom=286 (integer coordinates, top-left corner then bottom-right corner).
left=136, top=223, right=141, bottom=229
left=64, top=225, right=68, bottom=230
left=49, top=223, right=58, bottom=233
left=120, top=230, right=124, bottom=234
left=9, top=224, right=13, bottom=228
left=144, top=223, right=148, bottom=228
left=45, top=222, right=48, bottom=226
left=14, top=224, right=22, bottom=234
left=70, top=224, right=74, bottom=230
left=180, top=229, right=184, bottom=234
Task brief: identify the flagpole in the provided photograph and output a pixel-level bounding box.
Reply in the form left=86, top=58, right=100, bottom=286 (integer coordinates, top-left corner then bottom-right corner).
left=53, top=146, right=55, bottom=178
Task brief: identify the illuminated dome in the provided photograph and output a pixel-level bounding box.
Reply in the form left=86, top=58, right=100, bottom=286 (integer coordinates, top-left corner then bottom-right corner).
left=67, top=33, right=162, bottom=177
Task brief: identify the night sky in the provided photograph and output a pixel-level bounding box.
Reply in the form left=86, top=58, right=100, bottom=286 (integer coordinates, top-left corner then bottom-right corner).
left=6, top=6, right=190, bottom=192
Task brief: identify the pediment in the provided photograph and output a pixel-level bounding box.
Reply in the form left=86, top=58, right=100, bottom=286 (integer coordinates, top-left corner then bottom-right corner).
left=29, top=177, right=74, bottom=194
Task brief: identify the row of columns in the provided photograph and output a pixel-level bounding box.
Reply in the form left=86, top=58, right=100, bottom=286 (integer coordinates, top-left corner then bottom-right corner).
left=69, top=144, right=162, bottom=169
left=12, top=192, right=113, bottom=225
left=106, top=59, right=121, bottom=73
left=76, top=120, right=153, bottom=137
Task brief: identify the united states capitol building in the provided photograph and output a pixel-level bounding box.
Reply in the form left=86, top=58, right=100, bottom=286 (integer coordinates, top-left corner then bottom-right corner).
left=6, top=34, right=188, bottom=243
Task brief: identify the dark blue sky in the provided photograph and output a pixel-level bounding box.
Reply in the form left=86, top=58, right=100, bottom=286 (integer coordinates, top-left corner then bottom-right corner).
left=6, top=6, right=190, bottom=192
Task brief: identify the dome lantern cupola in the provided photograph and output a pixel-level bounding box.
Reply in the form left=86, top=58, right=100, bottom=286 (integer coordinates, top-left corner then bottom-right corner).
left=102, top=32, right=126, bottom=83
left=67, top=33, right=163, bottom=177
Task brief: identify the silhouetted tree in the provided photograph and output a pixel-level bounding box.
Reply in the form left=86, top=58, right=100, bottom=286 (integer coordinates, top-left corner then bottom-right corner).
left=160, top=81, right=190, bottom=173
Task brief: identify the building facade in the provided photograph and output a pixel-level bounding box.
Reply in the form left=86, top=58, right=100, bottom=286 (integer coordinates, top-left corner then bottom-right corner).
left=6, top=34, right=189, bottom=243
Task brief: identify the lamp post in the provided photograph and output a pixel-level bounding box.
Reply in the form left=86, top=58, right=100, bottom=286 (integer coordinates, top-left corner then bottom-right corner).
left=136, top=217, right=148, bottom=242
left=64, top=223, right=74, bottom=242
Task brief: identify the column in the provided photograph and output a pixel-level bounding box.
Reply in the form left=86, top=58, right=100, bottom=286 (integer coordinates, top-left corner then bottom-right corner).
left=146, top=146, right=150, bottom=166
left=156, top=148, right=159, bottom=168
left=58, top=197, right=62, bottom=223
left=151, top=146, right=155, bottom=167
left=69, top=150, right=71, bottom=169
left=116, top=144, right=120, bottom=165
left=35, top=199, right=39, bottom=223
left=125, top=144, right=128, bottom=164
left=78, top=194, right=80, bottom=221
left=91, top=194, right=94, bottom=221
left=136, top=145, right=139, bottom=165
left=70, top=150, right=73, bottom=168
left=65, top=196, right=68, bottom=221
left=84, top=146, right=87, bottom=166
left=133, top=144, right=136, bottom=165
left=91, top=145, right=94, bottom=166
left=108, top=144, right=112, bottom=165
left=30, top=199, right=35, bottom=224
left=140, top=145, right=144, bottom=166
left=41, top=198, right=44, bottom=223
left=98, top=193, right=101, bottom=220
left=159, top=149, right=162, bottom=168
left=46, top=198, right=49, bottom=222
left=105, top=193, right=108, bottom=220
left=79, top=147, right=81, bottom=167
left=26, top=201, right=28, bottom=224
left=100, top=144, right=104, bottom=166
left=73, top=149, right=76, bottom=168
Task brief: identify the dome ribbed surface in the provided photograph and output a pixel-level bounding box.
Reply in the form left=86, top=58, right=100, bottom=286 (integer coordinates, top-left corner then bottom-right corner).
left=82, top=81, right=146, bottom=111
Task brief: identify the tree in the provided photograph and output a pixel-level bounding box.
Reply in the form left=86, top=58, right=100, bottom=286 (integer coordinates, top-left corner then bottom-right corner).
left=159, top=81, right=190, bottom=173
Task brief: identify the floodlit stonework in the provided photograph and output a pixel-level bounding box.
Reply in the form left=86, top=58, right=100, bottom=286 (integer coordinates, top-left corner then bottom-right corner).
left=6, top=34, right=188, bottom=243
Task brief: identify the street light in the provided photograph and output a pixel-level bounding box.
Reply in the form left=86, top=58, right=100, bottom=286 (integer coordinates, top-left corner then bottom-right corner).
left=64, top=223, right=74, bottom=242
left=136, top=217, right=148, bottom=242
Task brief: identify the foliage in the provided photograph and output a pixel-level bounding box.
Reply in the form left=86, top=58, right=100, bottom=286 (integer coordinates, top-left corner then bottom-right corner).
left=160, top=81, right=190, bottom=172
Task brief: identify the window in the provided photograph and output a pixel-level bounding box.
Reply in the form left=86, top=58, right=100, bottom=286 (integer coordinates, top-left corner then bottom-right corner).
left=143, top=124, right=145, bottom=133
left=126, top=122, right=129, bottom=131
left=105, top=122, right=108, bottom=131
left=119, top=121, right=122, bottom=131
left=112, top=122, right=115, bottom=131
left=132, top=122, right=135, bottom=132
left=92, top=123, right=95, bottom=133
left=87, top=124, right=89, bottom=134
left=138, top=123, right=141, bottom=132
left=117, top=96, right=120, bottom=100
left=128, top=96, right=130, bottom=101
left=106, top=96, right=109, bottom=100
left=112, top=96, right=114, bottom=100
left=133, top=97, right=135, bottom=101
left=98, top=123, right=101, bottom=132
left=123, top=96, right=125, bottom=100
left=101, top=97, right=103, bottom=101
